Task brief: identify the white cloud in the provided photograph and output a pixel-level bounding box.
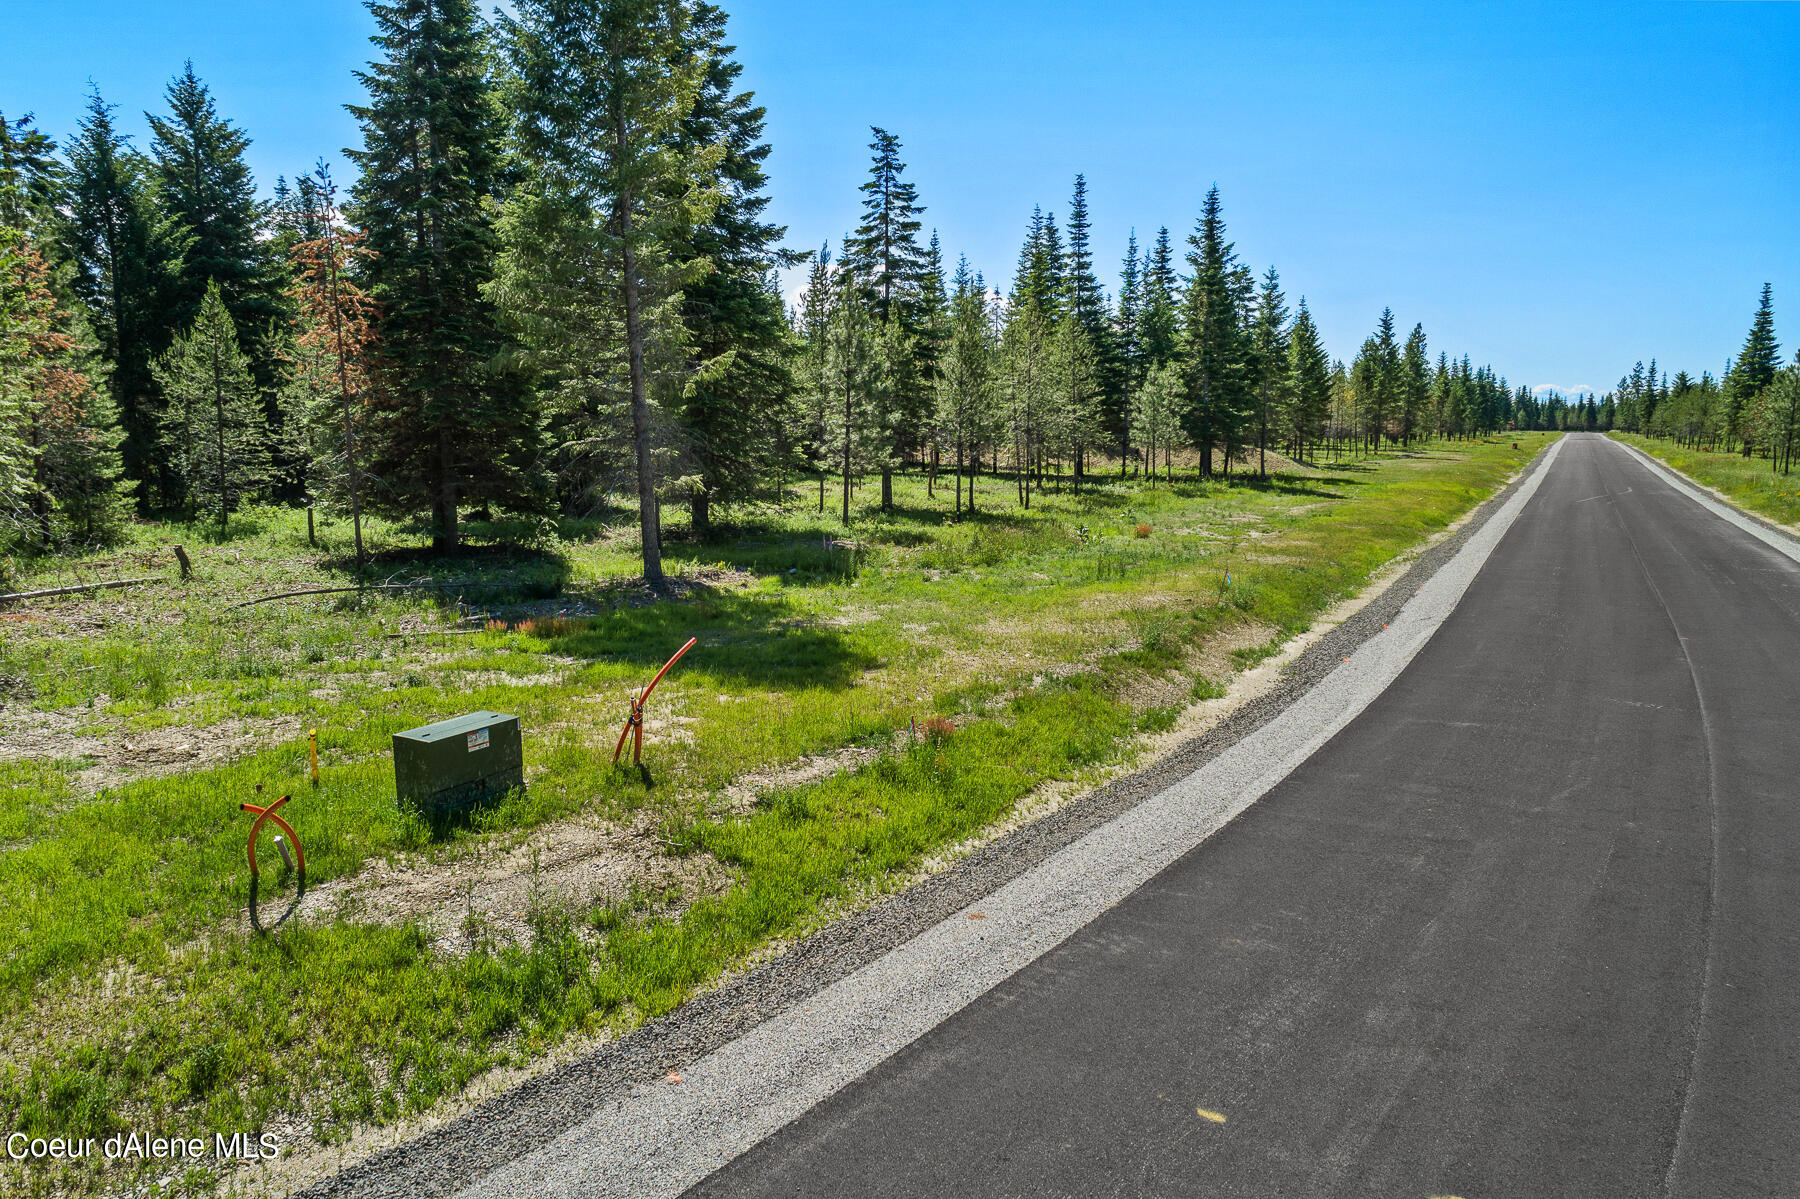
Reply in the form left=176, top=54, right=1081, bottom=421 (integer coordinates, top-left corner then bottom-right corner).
left=1532, top=383, right=1598, bottom=398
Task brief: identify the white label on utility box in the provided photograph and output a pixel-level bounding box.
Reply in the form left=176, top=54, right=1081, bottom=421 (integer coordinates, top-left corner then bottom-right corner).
left=467, top=728, right=490, bottom=752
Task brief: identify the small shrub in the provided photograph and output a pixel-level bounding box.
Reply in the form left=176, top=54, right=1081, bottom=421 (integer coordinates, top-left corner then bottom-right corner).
left=1134, top=523, right=1152, bottom=539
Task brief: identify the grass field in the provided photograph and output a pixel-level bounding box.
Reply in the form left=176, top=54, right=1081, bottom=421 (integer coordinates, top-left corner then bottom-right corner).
left=1610, top=432, right=1800, bottom=529
left=0, top=434, right=1551, bottom=1196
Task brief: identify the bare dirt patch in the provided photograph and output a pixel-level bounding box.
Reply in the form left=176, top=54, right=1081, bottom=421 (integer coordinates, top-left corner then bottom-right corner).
left=0, top=704, right=303, bottom=793
left=294, top=813, right=730, bottom=954
left=714, top=743, right=887, bottom=816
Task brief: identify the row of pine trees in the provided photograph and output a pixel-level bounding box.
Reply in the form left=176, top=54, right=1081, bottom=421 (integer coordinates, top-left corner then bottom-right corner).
left=3, top=0, right=1539, bottom=585
left=1604, top=285, right=1800, bottom=475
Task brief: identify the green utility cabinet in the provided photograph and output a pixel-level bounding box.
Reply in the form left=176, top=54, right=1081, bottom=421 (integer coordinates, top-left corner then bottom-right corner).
left=394, top=711, right=523, bottom=814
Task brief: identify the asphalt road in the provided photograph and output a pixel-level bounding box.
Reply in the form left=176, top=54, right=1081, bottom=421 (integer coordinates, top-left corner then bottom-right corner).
left=687, top=433, right=1800, bottom=1199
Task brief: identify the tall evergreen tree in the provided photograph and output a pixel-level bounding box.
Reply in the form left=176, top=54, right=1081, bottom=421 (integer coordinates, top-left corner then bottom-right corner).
left=151, top=280, right=271, bottom=535
left=1368, top=306, right=1399, bottom=451
left=494, top=0, right=720, bottom=585
left=1063, top=174, right=1118, bottom=473
left=148, top=65, right=282, bottom=385
left=1179, top=187, right=1250, bottom=477
left=1139, top=226, right=1179, bottom=370
left=349, top=0, right=543, bottom=552
left=665, top=0, right=798, bottom=533
left=825, top=270, right=878, bottom=523
left=1, top=221, right=132, bottom=552
left=1400, top=322, right=1429, bottom=446
left=0, top=112, right=64, bottom=233
left=795, top=242, right=837, bottom=512
left=841, top=127, right=928, bottom=508
left=287, top=169, right=379, bottom=570
left=841, top=128, right=927, bottom=325
left=1249, top=264, right=1289, bottom=477
left=1725, top=282, right=1779, bottom=452
left=61, top=89, right=186, bottom=500
left=936, top=257, right=997, bottom=514
left=1115, top=230, right=1143, bottom=475
left=1286, top=298, right=1330, bottom=460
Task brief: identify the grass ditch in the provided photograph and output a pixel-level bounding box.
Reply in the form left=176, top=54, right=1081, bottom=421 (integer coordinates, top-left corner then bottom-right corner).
left=0, top=435, right=1551, bottom=1196
left=1609, top=432, right=1800, bottom=529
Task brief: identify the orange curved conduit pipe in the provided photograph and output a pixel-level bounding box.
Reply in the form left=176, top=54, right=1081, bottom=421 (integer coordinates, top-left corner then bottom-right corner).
left=240, top=792, right=306, bottom=879
left=614, top=636, right=698, bottom=766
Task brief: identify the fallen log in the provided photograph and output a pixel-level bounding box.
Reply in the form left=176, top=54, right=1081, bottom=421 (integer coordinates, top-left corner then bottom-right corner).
left=0, top=576, right=168, bottom=604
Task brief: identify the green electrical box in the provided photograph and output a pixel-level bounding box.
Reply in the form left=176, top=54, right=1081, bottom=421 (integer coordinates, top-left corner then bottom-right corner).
left=393, top=711, right=524, bottom=814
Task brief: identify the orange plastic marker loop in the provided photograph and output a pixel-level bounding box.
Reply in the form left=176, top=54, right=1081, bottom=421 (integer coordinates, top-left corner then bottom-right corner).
left=243, top=793, right=306, bottom=879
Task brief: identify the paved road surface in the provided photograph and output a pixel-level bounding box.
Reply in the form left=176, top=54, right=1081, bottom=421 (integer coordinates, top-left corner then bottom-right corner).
left=687, top=434, right=1800, bottom=1198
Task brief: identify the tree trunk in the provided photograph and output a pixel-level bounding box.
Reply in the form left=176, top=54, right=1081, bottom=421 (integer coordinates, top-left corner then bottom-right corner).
left=617, top=182, right=663, bottom=587
left=841, top=369, right=853, bottom=525
left=954, top=441, right=963, bottom=515
left=434, top=428, right=459, bottom=554
left=691, top=488, right=710, bottom=537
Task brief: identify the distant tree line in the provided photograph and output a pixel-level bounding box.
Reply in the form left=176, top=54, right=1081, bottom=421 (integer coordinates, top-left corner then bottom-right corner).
left=0, top=0, right=1541, bottom=584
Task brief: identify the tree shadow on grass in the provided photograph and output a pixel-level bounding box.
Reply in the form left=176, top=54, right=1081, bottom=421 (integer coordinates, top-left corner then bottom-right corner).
left=315, top=542, right=573, bottom=605
left=543, top=587, right=878, bottom=691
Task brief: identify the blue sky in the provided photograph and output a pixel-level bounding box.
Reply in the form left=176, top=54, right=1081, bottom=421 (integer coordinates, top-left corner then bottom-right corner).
left=7, top=0, right=1797, bottom=396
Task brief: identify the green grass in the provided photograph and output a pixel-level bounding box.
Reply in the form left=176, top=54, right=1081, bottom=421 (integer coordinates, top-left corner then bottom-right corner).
left=1611, top=432, right=1800, bottom=528
left=0, top=435, right=1552, bottom=1195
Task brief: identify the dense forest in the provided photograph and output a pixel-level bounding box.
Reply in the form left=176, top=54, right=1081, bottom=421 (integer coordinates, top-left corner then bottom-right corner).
left=4, top=0, right=1578, bottom=586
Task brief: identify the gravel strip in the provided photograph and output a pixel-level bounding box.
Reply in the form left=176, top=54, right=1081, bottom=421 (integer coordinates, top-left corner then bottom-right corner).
left=1612, top=439, right=1800, bottom=563
left=297, top=441, right=1561, bottom=1199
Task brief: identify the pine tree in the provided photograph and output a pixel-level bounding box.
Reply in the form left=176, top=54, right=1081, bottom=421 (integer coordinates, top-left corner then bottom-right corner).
left=1179, top=187, right=1250, bottom=477
left=287, top=169, right=379, bottom=570
left=2, top=223, right=132, bottom=551
left=494, top=0, right=720, bottom=585
left=61, top=88, right=187, bottom=501
left=149, top=65, right=282, bottom=389
left=1115, top=230, right=1143, bottom=475
left=1052, top=310, right=1104, bottom=489
left=1400, top=322, right=1429, bottom=446
left=842, top=127, right=928, bottom=509
left=1351, top=336, right=1382, bottom=454
left=1369, top=307, right=1399, bottom=451
left=1063, top=174, right=1117, bottom=474
left=1003, top=215, right=1059, bottom=507
left=1139, top=226, right=1179, bottom=370
left=825, top=272, right=878, bottom=523
left=936, top=258, right=997, bottom=514
left=151, top=280, right=271, bottom=536
left=1761, top=361, right=1800, bottom=475
left=349, top=0, right=543, bottom=552
left=665, top=0, right=798, bottom=533
left=1725, top=283, right=1779, bottom=453
left=795, top=242, right=836, bottom=512
left=1286, top=298, right=1330, bottom=461
left=1131, top=360, right=1184, bottom=484
left=0, top=112, right=64, bottom=233
left=1249, top=265, right=1289, bottom=477
left=842, top=128, right=927, bottom=325
left=915, top=229, right=949, bottom=492
left=0, top=223, right=31, bottom=548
